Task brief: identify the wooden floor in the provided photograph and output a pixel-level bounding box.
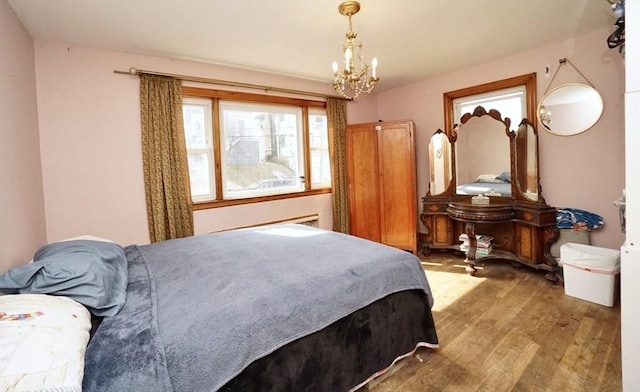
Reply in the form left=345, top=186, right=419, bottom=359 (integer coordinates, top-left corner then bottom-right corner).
left=363, top=251, right=622, bottom=392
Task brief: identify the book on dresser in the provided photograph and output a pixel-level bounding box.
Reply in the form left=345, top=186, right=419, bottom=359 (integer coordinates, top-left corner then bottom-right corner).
left=459, top=234, right=493, bottom=255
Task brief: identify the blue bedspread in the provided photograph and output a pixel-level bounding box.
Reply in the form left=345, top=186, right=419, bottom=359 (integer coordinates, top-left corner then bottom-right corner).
left=83, top=224, right=434, bottom=392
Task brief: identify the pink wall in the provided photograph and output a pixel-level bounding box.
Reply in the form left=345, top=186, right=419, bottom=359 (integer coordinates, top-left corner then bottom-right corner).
left=375, top=28, right=626, bottom=250
left=0, top=0, right=47, bottom=272
left=2, top=14, right=624, bottom=272
left=345, top=93, right=379, bottom=124
left=33, top=43, right=341, bottom=248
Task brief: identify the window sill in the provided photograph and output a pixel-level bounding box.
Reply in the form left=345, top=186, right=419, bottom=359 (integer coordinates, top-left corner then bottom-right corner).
left=193, top=188, right=331, bottom=210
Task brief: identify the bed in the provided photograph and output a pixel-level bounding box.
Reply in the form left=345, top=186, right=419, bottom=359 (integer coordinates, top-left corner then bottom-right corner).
left=0, top=224, right=438, bottom=392
left=456, top=172, right=512, bottom=196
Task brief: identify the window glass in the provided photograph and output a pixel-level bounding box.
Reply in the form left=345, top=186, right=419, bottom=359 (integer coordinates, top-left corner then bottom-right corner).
left=308, top=109, right=331, bottom=187
left=183, top=98, right=215, bottom=201
left=219, top=101, right=303, bottom=199
left=454, top=86, right=526, bottom=129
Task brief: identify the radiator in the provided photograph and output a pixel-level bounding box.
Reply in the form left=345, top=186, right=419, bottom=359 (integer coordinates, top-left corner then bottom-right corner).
left=274, top=214, right=320, bottom=227
left=229, top=214, right=319, bottom=231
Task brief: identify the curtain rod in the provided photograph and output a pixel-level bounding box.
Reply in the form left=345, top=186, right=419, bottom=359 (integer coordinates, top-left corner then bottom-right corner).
left=113, top=67, right=345, bottom=100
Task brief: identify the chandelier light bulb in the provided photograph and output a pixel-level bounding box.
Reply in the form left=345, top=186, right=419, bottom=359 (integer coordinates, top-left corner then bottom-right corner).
left=345, top=47, right=352, bottom=68
left=539, top=106, right=552, bottom=126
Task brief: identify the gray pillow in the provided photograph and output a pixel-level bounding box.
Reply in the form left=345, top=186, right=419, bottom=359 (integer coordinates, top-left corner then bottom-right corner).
left=475, top=174, right=506, bottom=184
left=497, top=171, right=511, bottom=183
left=0, top=240, right=128, bottom=317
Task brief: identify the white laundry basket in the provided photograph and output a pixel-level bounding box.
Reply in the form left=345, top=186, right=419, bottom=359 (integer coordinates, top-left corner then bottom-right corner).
left=560, top=242, right=621, bottom=307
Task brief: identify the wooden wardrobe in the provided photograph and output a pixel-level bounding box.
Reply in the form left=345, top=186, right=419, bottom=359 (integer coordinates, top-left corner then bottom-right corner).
left=346, top=120, right=417, bottom=254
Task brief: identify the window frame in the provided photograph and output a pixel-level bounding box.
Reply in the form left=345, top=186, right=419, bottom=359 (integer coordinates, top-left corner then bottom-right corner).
left=443, top=73, right=537, bottom=133
left=182, top=86, right=331, bottom=210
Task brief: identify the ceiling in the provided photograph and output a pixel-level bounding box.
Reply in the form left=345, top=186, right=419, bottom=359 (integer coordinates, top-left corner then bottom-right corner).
left=7, top=0, right=617, bottom=92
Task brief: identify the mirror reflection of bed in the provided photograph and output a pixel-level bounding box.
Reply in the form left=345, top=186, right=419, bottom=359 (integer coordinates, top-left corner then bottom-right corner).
left=454, top=108, right=512, bottom=197
left=455, top=173, right=512, bottom=196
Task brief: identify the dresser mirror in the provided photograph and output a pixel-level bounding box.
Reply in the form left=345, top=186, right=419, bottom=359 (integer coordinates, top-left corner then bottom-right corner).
left=427, top=73, right=540, bottom=202
left=428, top=129, right=452, bottom=195
left=514, top=118, right=540, bottom=202
left=537, top=83, right=603, bottom=136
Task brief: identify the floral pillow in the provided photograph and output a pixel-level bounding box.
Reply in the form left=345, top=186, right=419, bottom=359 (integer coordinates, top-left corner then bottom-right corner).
left=0, top=294, right=91, bottom=392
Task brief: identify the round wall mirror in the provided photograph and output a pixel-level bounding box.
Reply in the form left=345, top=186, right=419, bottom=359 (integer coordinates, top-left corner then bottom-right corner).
left=537, top=83, right=603, bottom=136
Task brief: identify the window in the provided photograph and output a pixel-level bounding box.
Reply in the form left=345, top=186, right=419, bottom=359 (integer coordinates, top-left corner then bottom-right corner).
left=184, top=98, right=215, bottom=202
left=453, top=86, right=527, bottom=128
left=182, top=87, right=330, bottom=206
left=443, top=73, right=537, bottom=134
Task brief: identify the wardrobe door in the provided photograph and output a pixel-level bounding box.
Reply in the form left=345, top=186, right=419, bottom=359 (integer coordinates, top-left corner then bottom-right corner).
left=378, top=122, right=417, bottom=253
left=346, top=124, right=381, bottom=243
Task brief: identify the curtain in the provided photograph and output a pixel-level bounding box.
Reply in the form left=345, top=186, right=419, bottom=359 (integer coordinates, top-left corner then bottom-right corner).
left=140, top=74, right=194, bottom=242
left=327, top=97, right=350, bottom=234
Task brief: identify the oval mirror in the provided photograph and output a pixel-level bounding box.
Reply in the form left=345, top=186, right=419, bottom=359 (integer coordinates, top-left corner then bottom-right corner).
left=537, top=83, right=603, bottom=136
left=428, top=130, right=452, bottom=195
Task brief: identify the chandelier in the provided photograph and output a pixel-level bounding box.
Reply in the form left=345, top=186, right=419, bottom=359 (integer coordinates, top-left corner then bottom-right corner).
left=332, top=1, right=379, bottom=100
left=539, top=105, right=551, bottom=127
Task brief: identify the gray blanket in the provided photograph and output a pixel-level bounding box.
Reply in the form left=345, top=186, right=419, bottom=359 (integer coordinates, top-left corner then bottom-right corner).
left=83, top=224, right=433, bottom=392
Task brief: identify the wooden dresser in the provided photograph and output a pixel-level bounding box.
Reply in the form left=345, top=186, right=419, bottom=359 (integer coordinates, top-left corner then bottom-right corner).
left=422, top=199, right=558, bottom=279
left=421, top=95, right=559, bottom=281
